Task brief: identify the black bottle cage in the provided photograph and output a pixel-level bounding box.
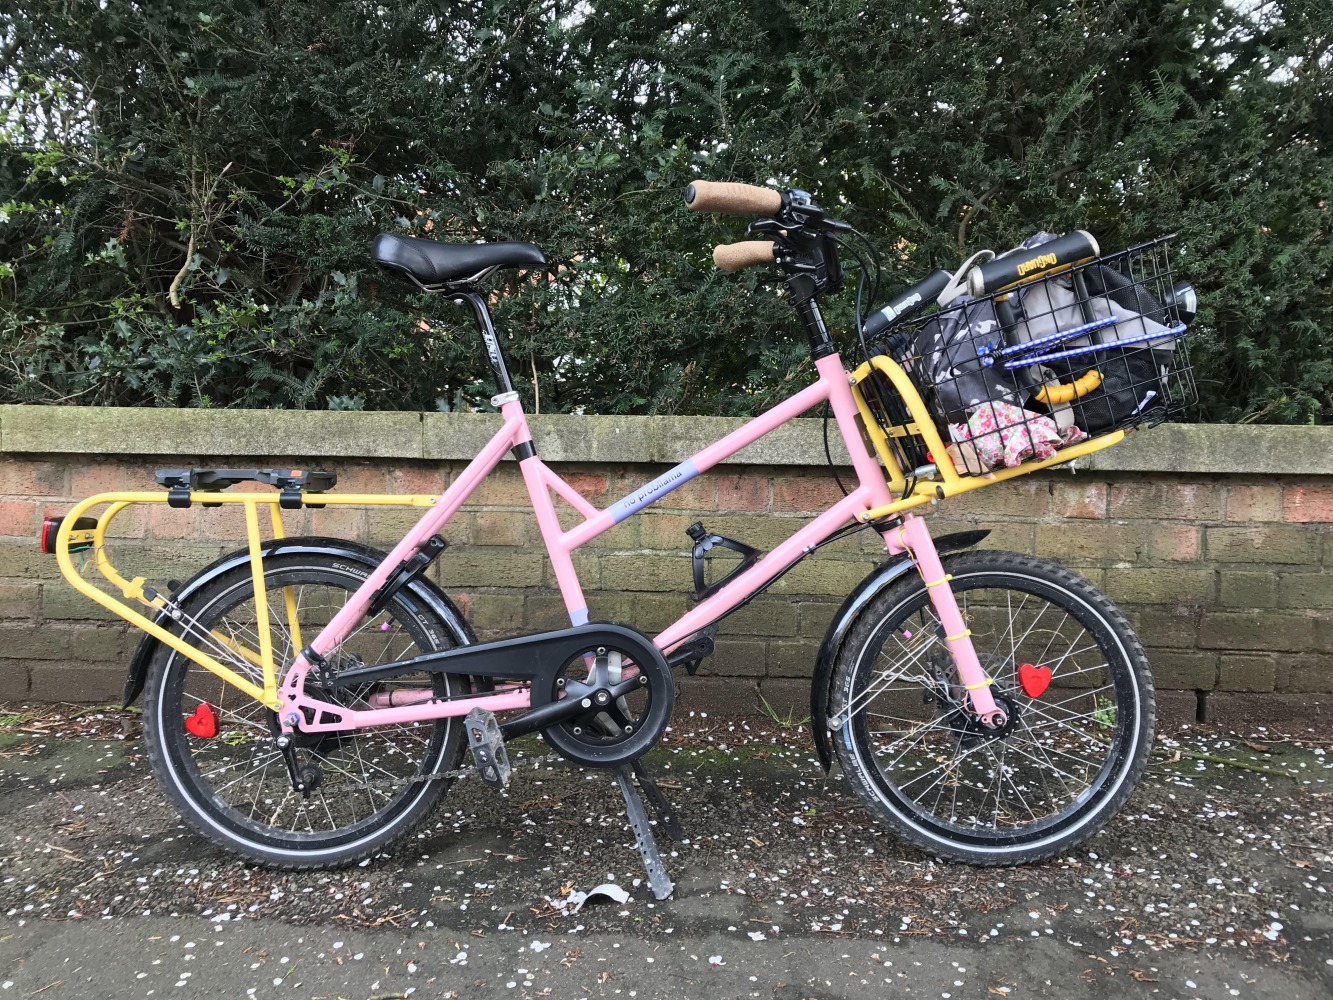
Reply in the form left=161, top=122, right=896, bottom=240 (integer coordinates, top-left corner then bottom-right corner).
left=686, top=522, right=761, bottom=602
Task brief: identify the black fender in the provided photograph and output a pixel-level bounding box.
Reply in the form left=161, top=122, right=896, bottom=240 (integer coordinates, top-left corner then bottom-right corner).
left=122, top=536, right=476, bottom=707
left=809, top=529, right=990, bottom=773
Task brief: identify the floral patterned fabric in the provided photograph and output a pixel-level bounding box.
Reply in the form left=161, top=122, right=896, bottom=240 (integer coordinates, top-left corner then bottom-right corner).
left=949, top=401, right=1086, bottom=471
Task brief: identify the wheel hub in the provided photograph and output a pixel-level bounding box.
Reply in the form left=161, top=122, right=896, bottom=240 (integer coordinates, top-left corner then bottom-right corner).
left=942, top=691, right=1020, bottom=747
left=924, top=655, right=1021, bottom=746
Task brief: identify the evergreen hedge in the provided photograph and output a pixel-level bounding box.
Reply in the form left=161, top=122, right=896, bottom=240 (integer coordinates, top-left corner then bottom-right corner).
left=2, top=1, right=1330, bottom=421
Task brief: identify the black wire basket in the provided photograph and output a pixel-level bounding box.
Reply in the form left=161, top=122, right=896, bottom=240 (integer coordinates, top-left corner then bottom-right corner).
left=863, top=236, right=1197, bottom=476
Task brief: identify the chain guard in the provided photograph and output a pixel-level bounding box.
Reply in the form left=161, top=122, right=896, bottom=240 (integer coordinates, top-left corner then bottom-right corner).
left=318, top=620, right=674, bottom=769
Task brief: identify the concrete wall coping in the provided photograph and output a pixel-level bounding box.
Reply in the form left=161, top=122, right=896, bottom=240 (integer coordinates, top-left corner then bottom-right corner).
left=1, top=405, right=1329, bottom=476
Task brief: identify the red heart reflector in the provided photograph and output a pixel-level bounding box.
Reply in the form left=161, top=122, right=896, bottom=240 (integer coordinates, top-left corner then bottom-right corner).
left=184, top=702, right=219, bottom=739
left=1017, top=663, right=1052, bottom=699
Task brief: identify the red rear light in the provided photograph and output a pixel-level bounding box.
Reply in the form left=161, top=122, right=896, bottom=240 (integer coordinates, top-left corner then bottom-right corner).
left=40, top=517, right=61, bottom=554
left=40, top=515, right=98, bottom=555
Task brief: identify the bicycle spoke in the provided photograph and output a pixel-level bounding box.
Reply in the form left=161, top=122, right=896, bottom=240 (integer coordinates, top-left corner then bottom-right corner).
left=842, top=566, right=1145, bottom=846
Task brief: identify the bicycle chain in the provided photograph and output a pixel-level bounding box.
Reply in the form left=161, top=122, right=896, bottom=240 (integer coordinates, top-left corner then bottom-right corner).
left=405, top=750, right=568, bottom=787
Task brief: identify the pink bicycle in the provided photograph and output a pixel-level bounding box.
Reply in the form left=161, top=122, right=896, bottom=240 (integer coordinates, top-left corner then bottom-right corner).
left=48, top=182, right=1196, bottom=895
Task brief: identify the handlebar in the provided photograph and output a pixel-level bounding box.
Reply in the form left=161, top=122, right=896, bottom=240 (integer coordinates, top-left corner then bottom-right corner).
left=966, top=230, right=1099, bottom=297
left=684, top=181, right=783, bottom=216
left=713, top=241, right=777, bottom=273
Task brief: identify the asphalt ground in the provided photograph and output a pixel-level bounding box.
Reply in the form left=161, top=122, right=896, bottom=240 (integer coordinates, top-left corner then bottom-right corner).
left=1, top=705, right=1330, bottom=999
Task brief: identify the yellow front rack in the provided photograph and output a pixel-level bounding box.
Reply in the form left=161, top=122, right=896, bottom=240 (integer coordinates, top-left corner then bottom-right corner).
left=848, top=355, right=1125, bottom=523
left=54, top=490, right=439, bottom=710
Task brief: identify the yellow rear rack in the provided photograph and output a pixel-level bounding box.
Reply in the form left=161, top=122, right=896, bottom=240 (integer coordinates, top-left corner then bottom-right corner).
left=54, top=490, right=439, bottom=710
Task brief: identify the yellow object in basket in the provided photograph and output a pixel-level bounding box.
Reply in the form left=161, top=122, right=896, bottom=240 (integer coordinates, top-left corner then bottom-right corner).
left=1034, top=369, right=1103, bottom=405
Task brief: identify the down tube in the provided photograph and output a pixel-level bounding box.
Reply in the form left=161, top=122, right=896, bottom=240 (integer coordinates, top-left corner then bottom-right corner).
left=655, top=487, right=875, bottom=652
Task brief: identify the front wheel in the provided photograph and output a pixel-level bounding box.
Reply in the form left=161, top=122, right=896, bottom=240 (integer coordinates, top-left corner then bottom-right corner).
left=830, top=550, right=1155, bottom=865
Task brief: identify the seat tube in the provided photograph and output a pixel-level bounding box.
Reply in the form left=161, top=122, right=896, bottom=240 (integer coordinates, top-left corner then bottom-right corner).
left=508, top=402, right=590, bottom=628
left=896, top=514, right=1006, bottom=727
left=519, top=459, right=590, bottom=626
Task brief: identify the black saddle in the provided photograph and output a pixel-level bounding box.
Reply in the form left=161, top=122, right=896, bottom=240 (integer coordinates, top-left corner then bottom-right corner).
left=371, top=233, right=546, bottom=287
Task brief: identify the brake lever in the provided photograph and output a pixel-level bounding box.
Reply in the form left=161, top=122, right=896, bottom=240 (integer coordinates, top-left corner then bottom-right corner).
left=812, top=215, right=854, bottom=234
left=747, top=193, right=854, bottom=236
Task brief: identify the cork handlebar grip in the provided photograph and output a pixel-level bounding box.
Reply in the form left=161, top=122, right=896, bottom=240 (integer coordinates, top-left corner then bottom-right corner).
left=713, top=241, right=777, bottom=273
left=684, top=181, right=783, bottom=215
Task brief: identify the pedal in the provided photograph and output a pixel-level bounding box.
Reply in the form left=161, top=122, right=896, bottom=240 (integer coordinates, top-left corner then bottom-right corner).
left=465, top=707, right=511, bottom=790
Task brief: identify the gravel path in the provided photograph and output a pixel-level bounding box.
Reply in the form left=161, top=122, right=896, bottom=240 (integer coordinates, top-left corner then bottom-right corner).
left=1, top=706, right=1330, bottom=998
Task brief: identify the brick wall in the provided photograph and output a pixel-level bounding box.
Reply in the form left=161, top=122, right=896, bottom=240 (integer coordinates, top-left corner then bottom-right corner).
left=2, top=407, right=1330, bottom=722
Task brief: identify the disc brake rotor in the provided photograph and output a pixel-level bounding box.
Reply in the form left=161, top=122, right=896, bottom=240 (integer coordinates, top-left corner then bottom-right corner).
left=926, top=653, right=1021, bottom=745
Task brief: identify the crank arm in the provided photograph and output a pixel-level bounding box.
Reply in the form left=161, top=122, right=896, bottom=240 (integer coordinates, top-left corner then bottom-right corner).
left=498, top=672, right=653, bottom=741
left=497, top=693, right=589, bottom=741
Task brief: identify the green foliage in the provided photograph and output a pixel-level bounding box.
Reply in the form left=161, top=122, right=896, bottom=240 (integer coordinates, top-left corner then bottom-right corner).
left=1, top=1, right=1329, bottom=420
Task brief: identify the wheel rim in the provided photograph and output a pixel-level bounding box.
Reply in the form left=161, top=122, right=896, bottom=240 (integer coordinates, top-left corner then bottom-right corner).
left=156, top=566, right=456, bottom=853
left=844, top=570, right=1139, bottom=847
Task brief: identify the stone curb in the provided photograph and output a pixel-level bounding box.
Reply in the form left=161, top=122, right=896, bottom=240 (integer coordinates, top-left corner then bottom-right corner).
left=2, top=405, right=1329, bottom=475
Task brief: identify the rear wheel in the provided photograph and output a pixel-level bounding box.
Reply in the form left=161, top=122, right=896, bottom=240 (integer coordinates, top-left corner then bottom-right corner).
left=830, top=550, right=1154, bottom=865
left=143, top=553, right=470, bottom=868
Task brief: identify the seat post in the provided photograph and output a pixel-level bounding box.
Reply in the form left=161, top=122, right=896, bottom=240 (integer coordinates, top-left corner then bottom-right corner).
left=457, top=291, right=516, bottom=396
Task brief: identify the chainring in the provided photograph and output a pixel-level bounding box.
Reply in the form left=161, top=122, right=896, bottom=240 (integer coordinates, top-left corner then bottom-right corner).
left=535, top=641, right=674, bottom=768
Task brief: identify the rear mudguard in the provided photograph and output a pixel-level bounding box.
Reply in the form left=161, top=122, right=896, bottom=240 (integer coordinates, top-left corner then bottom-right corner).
left=809, top=529, right=990, bottom=773
left=121, top=536, right=476, bottom=707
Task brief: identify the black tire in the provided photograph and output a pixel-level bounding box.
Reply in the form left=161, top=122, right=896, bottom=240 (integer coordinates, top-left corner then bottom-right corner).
left=830, top=550, right=1155, bottom=865
left=143, top=553, right=471, bottom=869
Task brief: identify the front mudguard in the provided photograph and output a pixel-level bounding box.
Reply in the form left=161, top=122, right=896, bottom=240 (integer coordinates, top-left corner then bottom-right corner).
left=809, top=529, right=990, bottom=773
left=121, top=536, right=476, bottom=707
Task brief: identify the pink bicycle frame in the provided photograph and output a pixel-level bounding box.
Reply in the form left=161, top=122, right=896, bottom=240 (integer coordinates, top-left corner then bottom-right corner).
left=277, top=350, right=1004, bottom=732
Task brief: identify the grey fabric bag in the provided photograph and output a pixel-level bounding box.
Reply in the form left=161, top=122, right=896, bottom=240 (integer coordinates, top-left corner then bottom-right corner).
left=908, top=300, right=1023, bottom=425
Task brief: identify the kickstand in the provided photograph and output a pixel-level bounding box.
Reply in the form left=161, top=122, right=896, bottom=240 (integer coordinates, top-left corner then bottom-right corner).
left=630, top=759, right=684, bottom=841
left=614, top=766, right=675, bottom=901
